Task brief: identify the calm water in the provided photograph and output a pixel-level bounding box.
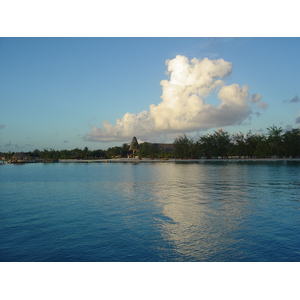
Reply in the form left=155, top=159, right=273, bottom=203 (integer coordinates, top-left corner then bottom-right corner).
left=1, top=161, right=299, bottom=262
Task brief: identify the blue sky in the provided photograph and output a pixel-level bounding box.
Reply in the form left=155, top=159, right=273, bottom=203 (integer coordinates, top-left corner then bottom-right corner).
left=1, top=37, right=299, bottom=152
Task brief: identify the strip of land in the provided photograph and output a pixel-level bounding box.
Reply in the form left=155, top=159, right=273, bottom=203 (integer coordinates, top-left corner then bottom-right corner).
left=58, top=158, right=300, bottom=163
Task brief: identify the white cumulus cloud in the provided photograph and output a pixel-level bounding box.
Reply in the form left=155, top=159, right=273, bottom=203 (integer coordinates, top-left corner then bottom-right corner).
left=84, top=55, right=268, bottom=142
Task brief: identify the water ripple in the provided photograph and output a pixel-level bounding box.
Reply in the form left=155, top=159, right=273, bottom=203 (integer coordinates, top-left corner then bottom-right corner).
left=0, top=161, right=299, bottom=261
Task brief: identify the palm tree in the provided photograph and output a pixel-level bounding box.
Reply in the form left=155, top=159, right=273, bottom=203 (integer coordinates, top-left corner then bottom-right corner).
left=283, top=128, right=300, bottom=157
left=173, top=134, right=193, bottom=158
left=83, top=147, right=90, bottom=159
left=267, top=125, right=283, bottom=157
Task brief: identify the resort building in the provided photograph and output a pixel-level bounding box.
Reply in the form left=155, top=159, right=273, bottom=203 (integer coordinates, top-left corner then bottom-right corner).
left=151, top=143, right=174, bottom=152
left=0, top=152, right=5, bottom=163
left=129, top=137, right=140, bottom=157
left=12, top=152, right=27, bottom=162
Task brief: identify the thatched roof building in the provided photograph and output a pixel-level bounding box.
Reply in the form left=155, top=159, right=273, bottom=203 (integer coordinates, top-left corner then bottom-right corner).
left=129, top=136, right=174, bottom=154
left=129, top=137, right=139, bottom=152
left=12, top=152, right=27, bottom=161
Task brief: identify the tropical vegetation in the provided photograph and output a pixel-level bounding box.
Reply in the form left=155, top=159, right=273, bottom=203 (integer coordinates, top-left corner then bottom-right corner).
left=172, top=126, right=300, bottom=159
left=2, top=126, right=300, bottom=160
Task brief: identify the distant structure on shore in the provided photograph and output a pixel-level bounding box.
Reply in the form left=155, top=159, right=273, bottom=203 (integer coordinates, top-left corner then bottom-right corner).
left=12, top=152, right=27, bottom=162
left=0, top=152, right=5, bottom=163
left=128, top=137, right=174, bottom=158
left=151, top=143, right=174, bottom=152
left=130, top=137, right=174, bottom=153
left=129, top=137, right=140, bottom=157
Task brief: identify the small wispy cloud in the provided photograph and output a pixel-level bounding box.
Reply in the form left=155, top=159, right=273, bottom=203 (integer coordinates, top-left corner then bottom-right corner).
left=283, top=95, right=300, bottom=103
left=0, top=124, right=5, bottom=129
left=250, top=94, right=268, bottom=109
left=63, top=140, right=68, bottom=143
left=3, top=141, right=34, bottom=149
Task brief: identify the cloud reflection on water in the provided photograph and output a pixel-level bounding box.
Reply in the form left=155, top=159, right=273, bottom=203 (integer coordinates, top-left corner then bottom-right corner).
left=148, top=163, right=252, bottom=261
left=89, top=161, right=299, bottom=261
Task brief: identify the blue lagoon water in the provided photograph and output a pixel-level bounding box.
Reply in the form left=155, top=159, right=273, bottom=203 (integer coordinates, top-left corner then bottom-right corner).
left=1, top=161, right=299, bottom=261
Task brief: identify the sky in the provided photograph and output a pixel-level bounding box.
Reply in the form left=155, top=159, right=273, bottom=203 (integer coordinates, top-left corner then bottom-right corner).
left=0, top=37, right=299, bottom=152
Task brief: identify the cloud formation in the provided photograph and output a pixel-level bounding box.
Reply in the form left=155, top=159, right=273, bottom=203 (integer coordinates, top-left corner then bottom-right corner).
left=0, top=124, right=5, bottom=130
left=84, top=55, right=268, bottom=142
left=284, top=95, right=300, bottom=103
left=250, top=93, right=268, bottom=109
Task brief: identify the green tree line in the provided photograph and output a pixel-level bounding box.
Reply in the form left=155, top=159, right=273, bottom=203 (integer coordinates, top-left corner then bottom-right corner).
left=2, top=126, right=300, bottom=160
left=3, top=144, right=130, bottom=160
left=173, top=126, right=300, bottom=159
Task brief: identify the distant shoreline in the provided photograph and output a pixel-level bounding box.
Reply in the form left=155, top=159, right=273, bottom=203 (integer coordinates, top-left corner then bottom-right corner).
left=2, top=158, right=299, bottom=165
left=58, top=158, right=300, bottom=163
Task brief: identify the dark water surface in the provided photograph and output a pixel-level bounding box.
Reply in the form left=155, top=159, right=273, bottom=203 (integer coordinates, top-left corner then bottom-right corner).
left=1, top=161, right=299, bottom=261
